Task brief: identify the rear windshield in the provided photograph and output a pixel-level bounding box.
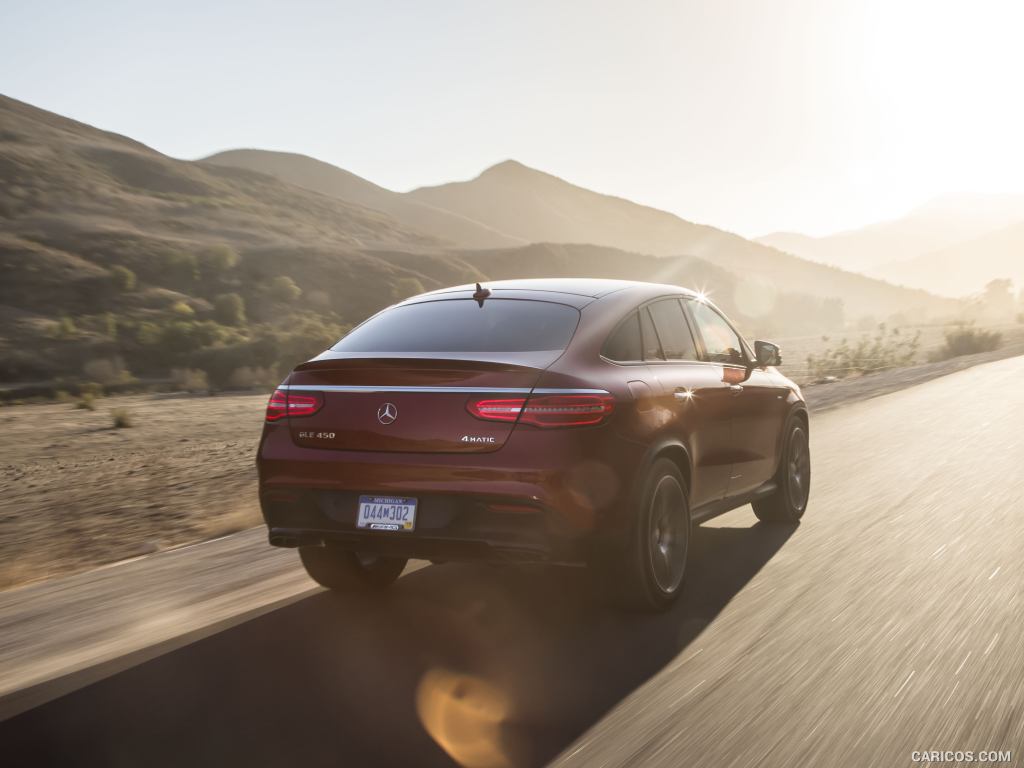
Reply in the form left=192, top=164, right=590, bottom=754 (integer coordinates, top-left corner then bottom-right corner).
left=332, top=299, right=580, bottom=353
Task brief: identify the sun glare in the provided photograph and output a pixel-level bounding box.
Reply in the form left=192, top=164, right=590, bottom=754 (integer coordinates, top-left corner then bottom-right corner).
left=856, top=0, right=1024, bottom=197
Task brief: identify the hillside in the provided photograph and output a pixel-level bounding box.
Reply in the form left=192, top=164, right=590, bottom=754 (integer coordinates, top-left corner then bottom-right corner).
left=0, top=94, right=467, bottom=384
left=877, top=221, right=1024, bottom=297
left=759, top=193, right=1024, bottom=283
left=407, top=161, right=954, bottom=320
left=445, top=243, right=847, bottom=336
left=205, top=150, right=955, bottom=322
left=203, top=149, right=521, bottom=249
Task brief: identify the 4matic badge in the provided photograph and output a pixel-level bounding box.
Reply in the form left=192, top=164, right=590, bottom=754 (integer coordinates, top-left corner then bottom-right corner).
left=460, top=435, right=497, bottom=443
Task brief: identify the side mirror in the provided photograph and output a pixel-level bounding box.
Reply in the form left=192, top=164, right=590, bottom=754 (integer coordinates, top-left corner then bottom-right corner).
left=753, top=340, right=782, bottom=368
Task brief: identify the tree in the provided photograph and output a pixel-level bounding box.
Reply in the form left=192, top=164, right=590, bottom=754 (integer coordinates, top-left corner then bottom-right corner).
left=57, top=316, right=77, bottom=339
left=110, top=265, right=136, bottom=292
left=267, top=275, right=302, bottom=302
left=162, top=251, right=199, bottom=286
left=201, top=244, right=240, bottom=276
left=213, top=292, right=246, bottom=326
left=169, top=300, right=195, bottom=317
left=391, top=277, right=425, bottom=301
left=981, top=278, right=1014, bottom=318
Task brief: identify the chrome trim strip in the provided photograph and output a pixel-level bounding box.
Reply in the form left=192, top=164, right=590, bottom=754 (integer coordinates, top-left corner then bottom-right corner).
left=280, top=385, right=610, bottom=395
left=533, top=388, right=610, bottom=395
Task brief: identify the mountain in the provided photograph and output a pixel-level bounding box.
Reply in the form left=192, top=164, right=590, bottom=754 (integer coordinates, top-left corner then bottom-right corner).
left=0, top=93, right=463, bottom=382
left=0, top=93, right=957, bottom=386
left=0, top=97, right=439, bottom=255
left=203, top=149, right=521, bottom=249
left=877, top=220, right=1024, bottom=297
left=759, top=194, right=1024, bottom=279
left=203, top=151, right=955, bottom=321
left=406, top=160, right=952, bottom=320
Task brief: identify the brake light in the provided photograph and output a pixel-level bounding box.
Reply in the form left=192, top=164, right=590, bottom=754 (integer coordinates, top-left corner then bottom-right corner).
left=467, top=393, right=614, bottom=428
left=266, top=389, right=288, bottom=421
left=265, top=389, right=324, bottom=421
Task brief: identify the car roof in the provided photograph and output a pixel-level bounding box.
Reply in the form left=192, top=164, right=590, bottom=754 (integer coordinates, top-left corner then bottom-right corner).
left=412, top=278, right=700, bottom=305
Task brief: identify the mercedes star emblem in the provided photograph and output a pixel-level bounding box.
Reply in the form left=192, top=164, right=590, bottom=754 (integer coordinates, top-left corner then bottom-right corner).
left=377, top=402, right=398, bottom=425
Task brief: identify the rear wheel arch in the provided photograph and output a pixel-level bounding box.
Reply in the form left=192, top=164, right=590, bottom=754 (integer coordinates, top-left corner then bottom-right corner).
left=628, top=439, right=692, bottom=506
left=612, top=439, right=693, bottom=530
left=655, top=443, right=692, bottom=499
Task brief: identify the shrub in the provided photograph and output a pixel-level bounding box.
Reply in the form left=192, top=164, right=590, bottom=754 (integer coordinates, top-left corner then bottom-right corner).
left=161, top=251, right=199, bottom=286
left=102, top=312, right=118, bottom=339
left=75, top=394, right=96, bottom=411
left=213, top=292, right=246, bottom=326
left=927, top=324, right=1002, bottom=362
left=83, top=357, right=127, bottom=385
left=391, top=277, right=426, bottom=301
left=56, top=316, right=77, bottom=339
left=136, top=321, right=163, bottom=346
left=110, top=408, right=134, bottom=428
left=806, top=324, right=920, bottom=381
left=80, top=382, right=104, bottom=398
left=200, top=244, right=240, bottom=275
left=228, top=366, right=279, bottom=389
left=171, top=367, right=209, bottom=393
left=110, top=265, right=136, bottom=292
left=266, top=275, right=302, bottom=302
left=169, top=300, right=195, bottom=317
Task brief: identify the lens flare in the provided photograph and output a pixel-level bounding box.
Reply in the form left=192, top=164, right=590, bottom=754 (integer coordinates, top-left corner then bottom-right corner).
left=416, top=668, right=512, bottom=768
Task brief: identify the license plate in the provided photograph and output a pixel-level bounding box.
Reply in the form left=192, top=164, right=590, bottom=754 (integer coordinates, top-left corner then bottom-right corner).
left=356, top=495, right=417, bottom=532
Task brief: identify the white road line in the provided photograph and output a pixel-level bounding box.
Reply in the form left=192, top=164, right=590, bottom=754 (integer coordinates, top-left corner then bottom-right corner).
left=894, top=670, right=915, bottom=698
left=682, top=648, right=704, bottom=664
left=984, top=633, right=999, bottom=655
left=943, top=680, right=960, bottom=707
left=931, top=544, right=947, bottom=558
left=989, top=566, right=1001, bottom=580
left=684, top=680, right=706, bottom=697
left=955, top=651, right=971, bottom=675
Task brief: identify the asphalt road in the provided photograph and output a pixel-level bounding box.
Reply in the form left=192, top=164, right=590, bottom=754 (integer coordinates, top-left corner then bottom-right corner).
left=3, top=356, right=1023, bottom=767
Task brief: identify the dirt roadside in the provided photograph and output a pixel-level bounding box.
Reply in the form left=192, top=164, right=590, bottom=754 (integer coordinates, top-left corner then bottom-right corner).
left=2, top=341, right=1023, bottom=588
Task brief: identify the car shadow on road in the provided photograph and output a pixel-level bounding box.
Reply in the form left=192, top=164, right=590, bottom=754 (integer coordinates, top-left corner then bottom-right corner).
left=3, top=518, right=796, bottom=768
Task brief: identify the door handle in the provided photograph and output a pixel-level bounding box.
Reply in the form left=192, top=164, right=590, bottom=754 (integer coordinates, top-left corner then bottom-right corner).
left=729, top=384, right=744, bottom=395
left=673, top=388, right=695, bottom=401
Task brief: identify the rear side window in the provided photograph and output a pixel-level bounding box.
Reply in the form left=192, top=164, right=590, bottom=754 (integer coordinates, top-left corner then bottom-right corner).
left=332, top=298, right=580, bottom=353
left=640, top=308, right=664, bottom=361
left=602, top=312, right=642, bottom=361
left=647, top=299, right=698, bottom=361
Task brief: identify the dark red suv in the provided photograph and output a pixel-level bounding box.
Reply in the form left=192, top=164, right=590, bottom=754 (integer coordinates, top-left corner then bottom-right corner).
left=257, top=279, right=809, bottom=610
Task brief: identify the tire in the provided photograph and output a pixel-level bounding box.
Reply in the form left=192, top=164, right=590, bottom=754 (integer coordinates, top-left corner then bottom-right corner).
left=752, top=418, right=811, bottom=523
left=596, top=457, right=691, bottom=612
left=298, top=547, right=407, bottom=592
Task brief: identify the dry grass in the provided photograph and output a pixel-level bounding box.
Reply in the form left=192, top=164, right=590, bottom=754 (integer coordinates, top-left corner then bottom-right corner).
left=0, top=392, right=267, bottom=587
left=110, top=407, right=134, bottom=428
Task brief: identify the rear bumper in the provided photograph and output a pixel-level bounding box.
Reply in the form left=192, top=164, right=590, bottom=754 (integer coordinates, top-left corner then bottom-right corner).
left=256, top=420, right=644, bottom=563
left=261, top=488, right=585, bottom=563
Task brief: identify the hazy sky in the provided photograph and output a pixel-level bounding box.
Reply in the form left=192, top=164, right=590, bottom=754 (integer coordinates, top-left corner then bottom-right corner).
left=3, top=0, right=1023, bottom=237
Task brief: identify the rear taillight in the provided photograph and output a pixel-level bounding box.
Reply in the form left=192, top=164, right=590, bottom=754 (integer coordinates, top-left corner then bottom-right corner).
left=467, top=393, right=614, bottom=428
left=265, top=389, right=324, bottom=422
left=266, top=389, right=288, bottom=421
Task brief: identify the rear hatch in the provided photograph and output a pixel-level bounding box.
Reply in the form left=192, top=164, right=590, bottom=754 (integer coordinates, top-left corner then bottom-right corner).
left=285, top=356, right=548, bottom=453
left=281, top=296, right=582, bottom=454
